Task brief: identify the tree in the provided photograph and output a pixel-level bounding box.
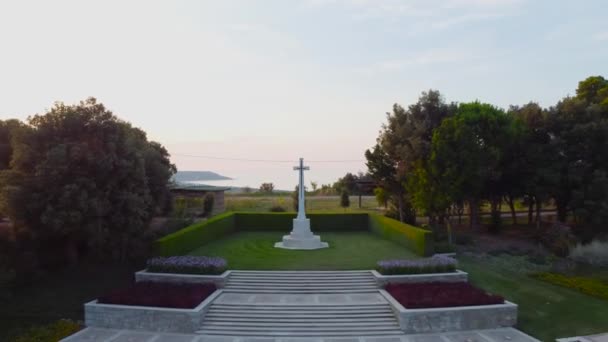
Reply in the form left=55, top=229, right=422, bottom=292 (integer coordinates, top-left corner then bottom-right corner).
left=259, top=182, right=274, bottom=193
left=545, top=76, right=608, bottom=237
left=340, top=190, right=350, bottom=210
left=292, top=185, right=300, bottom=211
left=366, top=90, right=455, bottom=224
left=426, top=101, right=515, bottom=230
left=373, top=187, right=388, bottom=209
left=310, top=181, right=318, bottom=193
left=0, top=98, right=176, bottom=264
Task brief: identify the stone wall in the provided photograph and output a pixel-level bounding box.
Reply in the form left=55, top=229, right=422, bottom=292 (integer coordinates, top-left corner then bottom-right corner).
left=380, top=290, right=517, bottom=333
left=84, top=290, right=222, bottom=333
left=134, top=270, right=230, bottom=288
left=372, top=270, right=468, bottom=286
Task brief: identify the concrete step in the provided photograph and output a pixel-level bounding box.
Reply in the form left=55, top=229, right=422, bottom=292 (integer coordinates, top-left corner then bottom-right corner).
left=202, top=321, right=399, bottom=327
left=206, top=313, right=396, bottom=319
left=196, top=330, right=404, bottom=337
left=222, top=289, right=378, bottom=293
left=211, top=304, right=389, bottom=310
left=230, top=271, right=372, bottom=274
left=208, top=310, right=393, bottom=315
left=227, top=278, right=376, bottom=283
left=204, top=317, right=395, bottom=323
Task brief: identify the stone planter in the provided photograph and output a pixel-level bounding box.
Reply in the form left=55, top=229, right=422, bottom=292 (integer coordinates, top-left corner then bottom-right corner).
left=135, top=270, right=231, bottom=288
left=379, top=289, right=517, bottom=333
left=84, top=289, right=222, bottom=333
left=372, top=269, right=468, bottom=286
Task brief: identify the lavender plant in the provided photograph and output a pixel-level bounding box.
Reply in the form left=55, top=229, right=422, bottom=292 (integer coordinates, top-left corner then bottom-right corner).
left=147, top=256, right=227, bottom=275
left=377, top=255, right=457, bottom=275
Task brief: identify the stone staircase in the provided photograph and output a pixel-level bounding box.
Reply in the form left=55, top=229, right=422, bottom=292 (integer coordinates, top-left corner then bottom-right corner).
left=197, top=270, right=404, bottom=337
left=222, top=270, right=379, bottom=293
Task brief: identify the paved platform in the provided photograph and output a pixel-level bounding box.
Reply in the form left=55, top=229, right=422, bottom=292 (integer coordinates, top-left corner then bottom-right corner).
left=62, top=327, right=540, bottom=342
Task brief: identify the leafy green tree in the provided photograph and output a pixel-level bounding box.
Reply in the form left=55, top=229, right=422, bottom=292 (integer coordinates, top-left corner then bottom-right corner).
left=0, top=98, right=176, bottom=264
left=546, top=76, right=608, bottom=237
left=310, top=181, right=318, bottom=193
left=366, top=90, right=455, bottom=224
left=340, top=190, right=350, bottom=210
left=373, top=187, right=388, bottom=208
left=427, top=101, right=515, bottom=230
left=259, top=182, right=274, bottom=193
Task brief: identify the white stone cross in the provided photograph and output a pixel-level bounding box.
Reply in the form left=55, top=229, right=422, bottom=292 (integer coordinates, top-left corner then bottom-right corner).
left=274, top=157, right=328, bottom=249
left=293, top=158, right=309, bottom=220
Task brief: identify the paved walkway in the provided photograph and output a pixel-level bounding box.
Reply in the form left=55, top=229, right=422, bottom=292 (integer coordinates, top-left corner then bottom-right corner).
left=201, top=271, right=401, bottom=337
left=63, top=327, right=539, bottom=342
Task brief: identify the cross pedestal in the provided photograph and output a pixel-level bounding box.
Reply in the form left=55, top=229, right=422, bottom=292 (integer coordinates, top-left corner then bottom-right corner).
left=275, top=158, right=329, bottom=250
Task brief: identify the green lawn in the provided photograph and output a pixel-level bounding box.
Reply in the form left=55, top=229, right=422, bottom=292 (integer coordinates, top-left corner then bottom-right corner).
left=189, top=231, right=418, bottom=269
left=460, top=256, right=608, bottom=341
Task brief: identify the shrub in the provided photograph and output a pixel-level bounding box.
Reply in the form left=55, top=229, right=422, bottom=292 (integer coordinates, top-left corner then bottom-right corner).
left=488, top=211, right=502, bottom=234
left=98, top=281, right=216, bottom=309
left=147, top=256, right=227, bottom=274
left=154, top=212, right=236, bottom=256
left=340, top=190, right=350, bottom=209
left=538, top=222, right=577, bottom=257
left=386, top=282, right=504, bottom=308
left=433, top=241, right=456, bottom=253
left=14, top=319, right=81, bottom=342
left=269, top=205, right=286, bottom=212
left=368, top=213, right=434, bottom=256
left=569, top=239, right=608, bottom=266
left=532, top=272, right=608, bottom=301
left=376, top=255, right=456, bottom=275
left=203, top=193, right=215, bottom=217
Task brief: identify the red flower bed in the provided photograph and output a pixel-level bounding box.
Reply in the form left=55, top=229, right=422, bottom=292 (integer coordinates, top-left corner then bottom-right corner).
left=98, top=282, right=216, bottom=309
left=386, top=282, right=504, bottom=309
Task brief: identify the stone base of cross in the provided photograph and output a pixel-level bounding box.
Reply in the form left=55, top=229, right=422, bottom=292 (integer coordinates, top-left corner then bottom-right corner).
left=275, top=158, right=329, bottom=250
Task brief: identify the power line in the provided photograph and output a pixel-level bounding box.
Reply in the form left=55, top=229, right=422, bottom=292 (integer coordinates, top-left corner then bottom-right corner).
left=172, top=153, right=365, bottom=163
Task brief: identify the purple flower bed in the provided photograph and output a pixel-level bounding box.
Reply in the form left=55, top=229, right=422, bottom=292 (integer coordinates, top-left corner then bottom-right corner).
left=386, top=282, right=504, bottom=309
left=147, top=256, right=227, bottom=275
left=377, top=255, right=457, bottom=275
left=98, top=281, right=216, bottom=309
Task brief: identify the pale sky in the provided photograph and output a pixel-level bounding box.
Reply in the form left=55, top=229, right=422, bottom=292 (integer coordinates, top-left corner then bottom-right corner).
left=1, top=0, right=607, bottom=190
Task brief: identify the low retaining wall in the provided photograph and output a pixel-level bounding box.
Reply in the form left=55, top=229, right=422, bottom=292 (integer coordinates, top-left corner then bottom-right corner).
left=135, top=270, right=231, bottom=288
left=380, top=290, right=517, bottom=333
left=84, top=290, right=222, bottom=333
left=372, top=269, right=468, bottom=286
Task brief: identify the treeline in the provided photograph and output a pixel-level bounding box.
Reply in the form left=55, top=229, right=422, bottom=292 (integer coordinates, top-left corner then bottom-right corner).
left=366, top=76, right=608, bottom=240
left=0, top=98, right=176, bottom=282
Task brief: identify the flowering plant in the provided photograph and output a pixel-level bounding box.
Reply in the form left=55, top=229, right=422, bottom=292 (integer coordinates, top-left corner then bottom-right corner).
left=376, top=255, right=457, bottom=275
left=386, top=282, right=504, bottom=308
left=147, top=256, right=227, bottom=275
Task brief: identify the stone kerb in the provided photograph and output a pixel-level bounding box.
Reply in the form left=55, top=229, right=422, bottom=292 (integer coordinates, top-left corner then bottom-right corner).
left=379, top=289, right=517, bottom=334
left=84, top=289, right=223, bottom=333
left=135, top=270, right=231, bottom=288
left=371, top=269, right=468, bottom=286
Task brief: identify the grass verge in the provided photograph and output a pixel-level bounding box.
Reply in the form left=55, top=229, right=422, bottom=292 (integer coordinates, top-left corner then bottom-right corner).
left=460, top=255, right=608, bottom=340
left=188, top=231, right=418, bottom=270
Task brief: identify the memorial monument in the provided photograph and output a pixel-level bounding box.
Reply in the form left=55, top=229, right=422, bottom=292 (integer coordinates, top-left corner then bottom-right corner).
left=274, top=158, right=329, bottom=250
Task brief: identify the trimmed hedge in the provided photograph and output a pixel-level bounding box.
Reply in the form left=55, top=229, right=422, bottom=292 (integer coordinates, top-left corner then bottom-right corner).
left=154, top=212, right=236, bottom=256
left=532, top=272, right=608, bottom=301
left=155, top=212, right=433, bottom=257
left=235, top=212, right=369, bottom=232
left=368, top=213, right=434, bottom=256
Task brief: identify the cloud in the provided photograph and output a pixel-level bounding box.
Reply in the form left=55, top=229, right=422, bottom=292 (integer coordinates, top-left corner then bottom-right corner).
left=355, top=47, right=480, bottom=76
left=593, top=31, right=608, bottom=41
